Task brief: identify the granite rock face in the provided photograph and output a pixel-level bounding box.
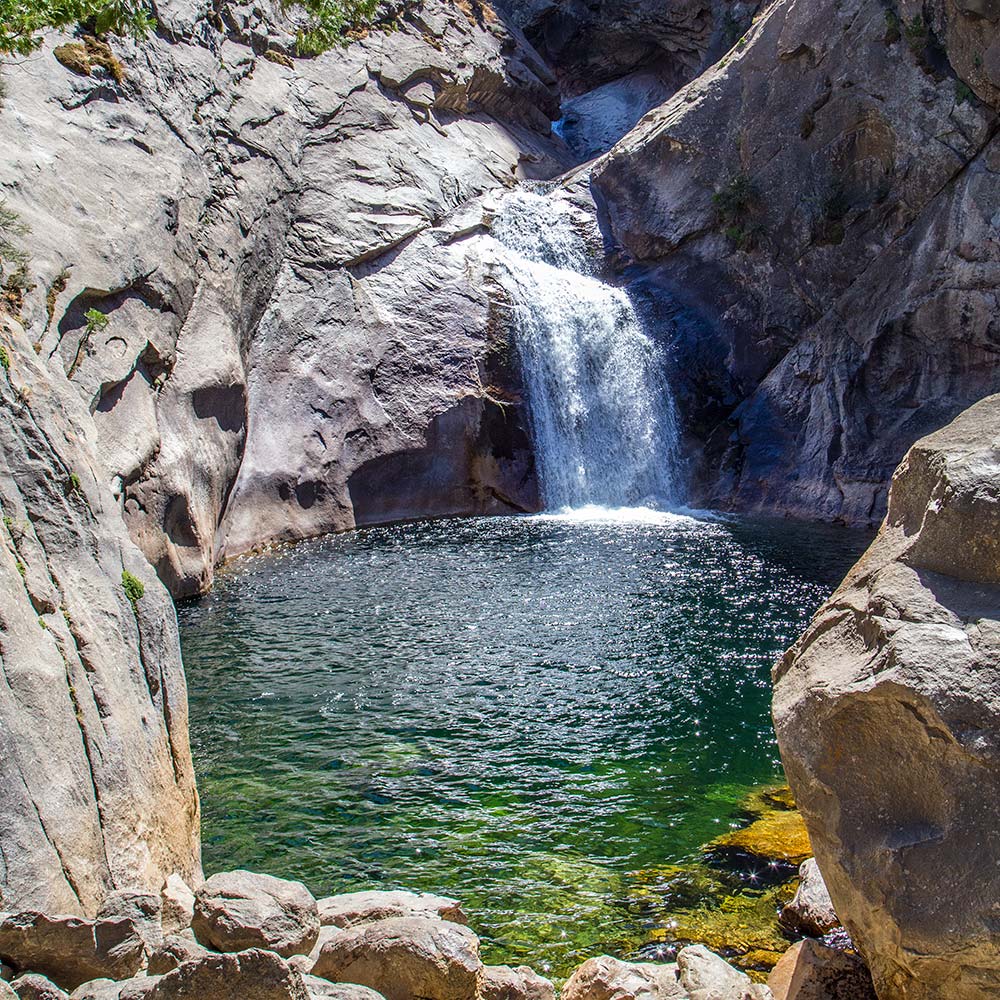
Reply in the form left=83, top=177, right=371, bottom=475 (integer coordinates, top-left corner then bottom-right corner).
left=592, top=0, right=1000, bottom=525
left=0, top=0, right=562, bottom=598
left=774, top=394, right=1000, bottom=998
left=0, top=314, right=200, bottom=916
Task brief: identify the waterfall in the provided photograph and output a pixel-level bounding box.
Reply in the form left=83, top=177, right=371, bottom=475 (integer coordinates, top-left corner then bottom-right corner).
left=490, top=190, right=681, bottom=512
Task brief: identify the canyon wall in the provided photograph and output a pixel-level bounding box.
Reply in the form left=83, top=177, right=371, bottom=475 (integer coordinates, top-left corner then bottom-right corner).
left=592, top=0, right=1000, bottom=525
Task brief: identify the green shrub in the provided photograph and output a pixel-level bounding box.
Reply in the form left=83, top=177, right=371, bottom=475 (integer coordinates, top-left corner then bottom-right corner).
left=0, top=201, right=28, bottom=277
left=0, top=0, right=155, bottom=56
left=884, top=10, right=901, bottom=45
left=122, top=569, right=144, bottom=604
left=712, top=173, right=759, bottom=224
left=0, top=345, right=8, bottom=371
left=904, top=14, right=928, bottom=55
left=84, top=306, right=109, bottom=334
left=956, top=80, right=973, bottom=104
left=290, top=0, right=381, bottom=55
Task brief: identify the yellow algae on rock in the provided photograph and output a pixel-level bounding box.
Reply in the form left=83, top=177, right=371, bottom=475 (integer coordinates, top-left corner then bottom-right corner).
left=711, top=806, right=811, bottom=864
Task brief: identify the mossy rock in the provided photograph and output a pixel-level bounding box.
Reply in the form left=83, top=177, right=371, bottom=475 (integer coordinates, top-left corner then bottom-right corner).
left=54, top=42, right=91, bottom=77
left=263, top=49, right=294, bottom=68
left=710, top=807, right=811, bottom=864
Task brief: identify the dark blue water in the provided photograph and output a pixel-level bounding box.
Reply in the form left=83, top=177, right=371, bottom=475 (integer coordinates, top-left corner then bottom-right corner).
left=178, top=510, right=867, bottom=975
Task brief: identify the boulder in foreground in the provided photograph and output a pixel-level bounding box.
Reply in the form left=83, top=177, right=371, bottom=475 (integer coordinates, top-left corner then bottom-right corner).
left=778, top=860, right=838, bottom=939
left=192, top=871, right=319, bottom=958
left=311, top=916, right=479, bottom=1000
left=480, top=964, right=555, bottom=1000
left=147, top=948, right=307, bottom=1000
left=774, top=394, right=1000, bottom=999
left=767, top=940, right=875, bottom=1000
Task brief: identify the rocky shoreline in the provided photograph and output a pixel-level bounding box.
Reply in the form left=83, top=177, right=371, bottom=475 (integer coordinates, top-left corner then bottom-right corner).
left=0, top=862, right=872, bottom=1000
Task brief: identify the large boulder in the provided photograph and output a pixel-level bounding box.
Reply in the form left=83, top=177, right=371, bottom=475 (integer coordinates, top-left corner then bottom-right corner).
left=774, top=393, right=1000, bottom=999
left=316, top=892, right=467, bottom=929
left=147, top=933, right=211, bottom=976
left=310, top=916, right=480, bottom=1000
left=676, top=946, right=772, bottom=1000
left=778, top=860, right=838, bottom=939
left=767, top=940, right=875, bottom=1000
left=96, top=892, right=163, bottom=960
left=560, top=956, right=685, bottom=1000
left=0, top=912, right=144, bottom=991
left=191, top=871, right=319, bottom=958
left=69, top=979, right=159, bottom=1000
left=479, top=965, right=554, bottom=1000
left=147, top=949, right=308, bottom=1000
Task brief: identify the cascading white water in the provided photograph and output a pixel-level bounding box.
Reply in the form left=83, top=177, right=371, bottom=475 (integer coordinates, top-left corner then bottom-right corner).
left=491, top=190, right=681, bottom=512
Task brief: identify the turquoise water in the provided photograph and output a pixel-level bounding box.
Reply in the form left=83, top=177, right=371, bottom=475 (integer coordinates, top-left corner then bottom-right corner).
left=178, top=511, right=867, bottom=974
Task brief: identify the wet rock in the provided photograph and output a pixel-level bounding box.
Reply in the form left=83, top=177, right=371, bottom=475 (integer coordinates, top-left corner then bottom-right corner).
left=147, top=933, right=211, bottom=976
left=774, top=393, right=1000, bottom=998
left=479, top=965, right=554, bottom=1000
left=779, top=861, right=838, bottom=939
left=310, top=916, right=480, bottom=1000
left=710, top=811, right=811, bottom=866
left=10, top=975, right=68, bottom=1000
left=192, top=871, right=319, bottom=958
left=0, top=912, right=144, bottom=991
left=316, top=892, right=467, bottom=929
left=676, top=946, right=772, bottom=999
left=767, top=940, right=875, bottom=1000
left=560, top=955, right=686, bottom=1000
left=160, top=877, right=196, bottom=937
left=146, top=948, right=308, bottom=1000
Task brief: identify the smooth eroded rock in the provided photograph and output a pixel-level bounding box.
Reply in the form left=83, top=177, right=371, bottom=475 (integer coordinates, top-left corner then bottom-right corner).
left=676, top=946, right=772, bottom=1000
left=192, top=871, right=319, bottom=958
left=147, top=933, right=211, bottom=976
left=147, top=949, right=307, bottom=1000
left=779, top=861, right=838, bottom=939
left=316, top=892, right=467, bottom=929
left=560, top=955, right=685, bottom=1000
left=301, top=979, right=385, bottom=1000
left=0, top=912, right=144, bottom=991
left=479, top=965, right=554, bottom=1000
left=767, top=940, right=875, bottom=1000
left=310, top=916, right=479, bottom=1000
left=774, top=394, right=1000, bottom=998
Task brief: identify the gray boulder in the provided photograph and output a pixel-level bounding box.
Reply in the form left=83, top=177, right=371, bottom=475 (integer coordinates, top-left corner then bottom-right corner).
left=774, top=393, right=1000, bottom=998
left=560, top=955, right=685, bottom=1000
left=159, top=878, right=196, bottom=937
left=779, top=860, right=838, bottom=940
left=316, top=892, right=467, bottom=929
left=192, top=871, right=319, bottom=958
left=147, top=933, right=211, bottom=976
left=310, top=916, right=480, bottom=1000
left=0, top=912, right=144, bottom=991
left=479, top=964, right=555, bottom=1000
left=147, top=949, right=308, bottom=1000
left=301, top=979, right=385, bottom=1000
left=10, top=975, right=68, bottom=1000
left=676, top=946, right=772, bottom=1000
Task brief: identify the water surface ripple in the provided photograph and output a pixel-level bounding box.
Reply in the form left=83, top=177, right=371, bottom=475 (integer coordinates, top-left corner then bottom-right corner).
left=179, top=513, right=867, bottom=974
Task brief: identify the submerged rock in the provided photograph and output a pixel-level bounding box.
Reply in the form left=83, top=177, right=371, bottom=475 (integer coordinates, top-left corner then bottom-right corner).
left=192, top=871, right=319, bottom=958
left=479, top=965, right=555, bottom=1000
left=316, top=892, right=467, bottom=929
left=778, top=861, right=838, bottom=940
left=767, top=940, right=875, bottom=1000
left=710, top=811, right=811, bottom=866
left=310, top=916, right=480, bottom=1000
left=774, top=394, right=1000, bottom=998
left=0, top=912, right=144, bottom=991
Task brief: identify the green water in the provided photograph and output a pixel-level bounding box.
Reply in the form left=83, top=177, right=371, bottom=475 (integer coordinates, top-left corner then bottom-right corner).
left=178, top=510, right=867, bottom=975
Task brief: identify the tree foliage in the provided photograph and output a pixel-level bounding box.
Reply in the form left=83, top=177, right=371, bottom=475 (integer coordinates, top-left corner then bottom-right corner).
left=0, top=0, right=155, bottom=56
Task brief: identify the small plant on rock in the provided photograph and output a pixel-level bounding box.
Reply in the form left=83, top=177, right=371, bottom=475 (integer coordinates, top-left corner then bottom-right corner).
left=956, top=80, right=973, bottom=104
left=0, top=345, right=9, bottom=371
left=713, top=173, right=764, bottom=251
left=122, top=569, right=145, bottom=605
left=904, top=14, right=928, bottom=55
left=0, top=0, right=155, bottom=56
left=289, top=0, right=382, bottom=55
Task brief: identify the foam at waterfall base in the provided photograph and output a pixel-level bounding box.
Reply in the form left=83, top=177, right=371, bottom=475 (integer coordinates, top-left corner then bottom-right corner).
left=529, top=504, right=724, bottom=526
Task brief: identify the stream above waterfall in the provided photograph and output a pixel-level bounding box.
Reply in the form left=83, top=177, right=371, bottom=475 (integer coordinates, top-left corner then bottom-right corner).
left=179, top=512, right=869, bottom=976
